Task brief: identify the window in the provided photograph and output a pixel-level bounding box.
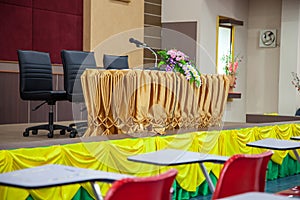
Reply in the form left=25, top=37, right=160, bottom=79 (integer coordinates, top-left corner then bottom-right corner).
left=216, top=16, right=243, bottom=74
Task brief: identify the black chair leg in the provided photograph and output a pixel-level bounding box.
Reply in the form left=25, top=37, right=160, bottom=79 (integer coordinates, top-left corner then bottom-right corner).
left=69, top=121, right=87, bottom=129
left=68, top=121, right=87, bottom=137
left=23, top=123, right=71, bottom=138
left=24, top=124, right=52, bottom=137
left=23, top=105, right=77, bottom=138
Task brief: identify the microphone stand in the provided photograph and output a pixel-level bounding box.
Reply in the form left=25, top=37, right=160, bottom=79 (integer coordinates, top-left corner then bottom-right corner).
left=137, top=44, right=158, bottom=69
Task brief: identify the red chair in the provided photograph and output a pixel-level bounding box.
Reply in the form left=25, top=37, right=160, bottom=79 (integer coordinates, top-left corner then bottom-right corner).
left=212, top=151, right=273, bottom=200
left=104, top=169, right=178, bottom=200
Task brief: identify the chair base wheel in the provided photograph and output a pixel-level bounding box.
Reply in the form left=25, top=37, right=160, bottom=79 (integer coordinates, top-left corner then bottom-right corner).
left=47, top=132, right=54, bottom=138
left=67, top=127, right=73, bottom=132
left=32, top=130, right=38, bottom=135
left=69, top=130, right=77, bottom=138
left=60, top=129, right=66, bottom=135
left=23, top=131, right=29, bottom=137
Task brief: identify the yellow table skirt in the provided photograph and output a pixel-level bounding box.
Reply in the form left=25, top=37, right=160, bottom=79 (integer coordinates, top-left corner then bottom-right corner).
left=0, top=123, right=300, bottom=200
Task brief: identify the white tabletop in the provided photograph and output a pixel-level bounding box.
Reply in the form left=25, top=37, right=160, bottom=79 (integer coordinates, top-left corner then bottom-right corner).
left=218, top=192, right=292, bottom=200
left=128, top=148, right=229, bottom=194
left=128, top=149, right=229, bottom=166
left=246, top=138, right=300, bottom=150
left=0, top=164, right=131, bottom=189
left=291, top=136, right=300, bottom=140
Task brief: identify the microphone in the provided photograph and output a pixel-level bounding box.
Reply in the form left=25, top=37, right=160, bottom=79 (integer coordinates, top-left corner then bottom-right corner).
left=129, top=38, right=157, bottom=68
left=129, top=38, right=147, bottom=47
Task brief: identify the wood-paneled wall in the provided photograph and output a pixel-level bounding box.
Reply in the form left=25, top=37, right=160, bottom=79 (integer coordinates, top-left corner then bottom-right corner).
left=0, top=71, right=73, bottom=125
left=0, top=0, right=146, bottom=124
left=0, top=0, right=83, bottom=63
left=144, top=0, right=162, bottom=65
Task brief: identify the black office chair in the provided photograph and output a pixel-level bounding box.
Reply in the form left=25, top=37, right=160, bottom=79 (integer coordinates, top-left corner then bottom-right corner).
left=103, top=54, right=129, bottom=69
left=295, top=108, right=300, bottom=116
left=17, top=50, right=77, bottom=138
left=61, top=50, right=97, bottom=135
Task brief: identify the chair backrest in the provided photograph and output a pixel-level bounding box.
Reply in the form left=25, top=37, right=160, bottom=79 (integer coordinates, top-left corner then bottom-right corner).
left=17, top=50, right=53, bottom=100
left=103, top=54, right=129, bottom=70
left=104, top=169, right=178, bottom=200
left=212, top=151, right=273, bottom=200
left=61, top=50, right=97, bottom=101
left=295, top=108, right=300, bottom=116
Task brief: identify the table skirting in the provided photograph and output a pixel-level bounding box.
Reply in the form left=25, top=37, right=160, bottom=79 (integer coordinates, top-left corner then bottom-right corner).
left=0, top=123, right=299, bottom=199
left=81, top=69, right=229, bottom=136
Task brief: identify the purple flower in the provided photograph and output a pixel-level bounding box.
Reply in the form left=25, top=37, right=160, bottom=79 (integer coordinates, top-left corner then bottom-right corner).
left=185, top=73, right=191, bottom=80
left=183, top=66, right=191, bottom=78
left=168, top=58, right=176, bottom=64
left=166, top=65, right=174, bottom=72
left=182, top=65, right=189, bottom=71
left=157, top=48, right=202, bottom=87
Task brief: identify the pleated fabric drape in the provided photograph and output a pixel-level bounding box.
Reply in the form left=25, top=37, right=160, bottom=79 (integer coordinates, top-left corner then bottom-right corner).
left=0, top=124, right=299, bottom=199
left=81, top=69, right=229, bottom=136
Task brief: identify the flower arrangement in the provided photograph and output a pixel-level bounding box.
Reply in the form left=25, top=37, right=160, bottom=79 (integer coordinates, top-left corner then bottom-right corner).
left=157, top=49, right=202, bottom=87
left=291, top=72, right=300, bottom=91
left=221, top=53, right=242, bottom=75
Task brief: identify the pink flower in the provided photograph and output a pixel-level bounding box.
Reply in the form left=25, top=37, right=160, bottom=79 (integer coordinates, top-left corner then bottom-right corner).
left=167, top=49, right=177, bottom=59
left=177, top=51, right=184, bottom=57
left=175, top=51, right=186, bottom=61
left=233, top=62, right=238, bottom=72
left=157, top=48, right=202, bottom=87
left=228, top=63, right=233, bottom=73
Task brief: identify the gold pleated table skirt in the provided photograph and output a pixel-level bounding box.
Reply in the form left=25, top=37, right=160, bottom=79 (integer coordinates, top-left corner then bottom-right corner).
left=81, top=69, right=230, bottom=136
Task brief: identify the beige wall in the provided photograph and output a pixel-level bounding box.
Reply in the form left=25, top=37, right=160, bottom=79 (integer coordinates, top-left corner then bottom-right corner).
left=163, top=0, right=249, bottom=122
left=163, top=0, right=296, bottom=121
left=82, top=0, right=294, bottom=121
left=84, top=0, right=144, bottom=68
left=246, top=0, right=282, bottom=114
left=278, top=0, right=300, bottom=115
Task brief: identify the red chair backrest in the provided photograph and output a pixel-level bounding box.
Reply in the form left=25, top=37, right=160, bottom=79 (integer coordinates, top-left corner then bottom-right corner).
left=104, top=169, right=178, bottom=200
left=212, top=151, right=273, bottom=200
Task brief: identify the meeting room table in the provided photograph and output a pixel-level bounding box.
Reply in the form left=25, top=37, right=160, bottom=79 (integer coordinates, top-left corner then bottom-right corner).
left=246, top=138, right=300, bottom=163
left=0, top=164, right=132, bottom=200
left=127, top=148, right=229, bottom=193
left=81, top=69, right=229, bottom=136
left=291, top=136, right=300, bottom=140
left=218, top=191, right=292, bottom=200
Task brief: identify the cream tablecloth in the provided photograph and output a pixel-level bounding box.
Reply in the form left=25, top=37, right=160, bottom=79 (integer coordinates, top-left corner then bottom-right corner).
left=81, top=69, right=229, bottom=136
